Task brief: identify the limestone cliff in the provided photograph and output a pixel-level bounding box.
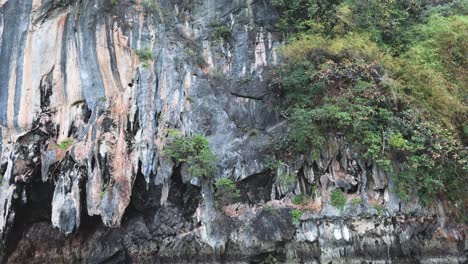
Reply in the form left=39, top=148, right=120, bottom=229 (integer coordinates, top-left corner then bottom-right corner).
left=0, top=0, right=465, bottom=263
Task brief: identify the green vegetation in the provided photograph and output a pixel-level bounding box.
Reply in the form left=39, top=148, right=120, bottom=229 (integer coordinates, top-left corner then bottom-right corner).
left=214, top=178, right=240, bottom=206
left=238, top=76, right=253, bottom=84
left=57, top=139, right=74, bottom=150
left=330, top=189, right=346, bottom=210
left=265, top=155, right=283, bottom=171
left=111, top=0, right=118, bottom=5
left=373, top=204, right=385, bottom=216
left=291, top=209, right=303, bottom=225
left=208, top=22, right=232, bottom=42
left=292, top=194, right=305, bottom=205
left=276, top=173, right=296, bottom=186
left=135, top=47, right=153, bottom=68
left=310, top=184, right=318, bottom=197
left=271, top=0, right=343, bottom=37
left=263, top=205, right=278, bottom=215
left=165, top=129, right=217, bottom=180
left=196, top=56, right=206, bottom=67
left=184, top=47, right=206, bottom=67
left=142, top=0, right=160, bottom=13
left=270, top=0, right=468, bottom=206
left=185, top=48, right=197, bottom=57
left=351, top=197, right=361, bottom=206
left=100, top=183, right=108, bottom=198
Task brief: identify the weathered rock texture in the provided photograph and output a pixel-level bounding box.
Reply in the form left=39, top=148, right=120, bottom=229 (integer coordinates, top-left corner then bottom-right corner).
left=0, top=0, right=465, bottom=263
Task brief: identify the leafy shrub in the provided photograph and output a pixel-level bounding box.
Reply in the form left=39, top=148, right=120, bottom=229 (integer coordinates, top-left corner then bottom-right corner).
left=291, top=209, right=303, bottom=225
left=404, top=15, right=468, bottom=86
left=142, top=0, right=160, bottom=13
left=165, top=129, right=217, bottom=180
left=388, top=132, right=409, bottom=150
left=208, top=22, right=231, bottom=42
left=372, top=204, right=385, bottom=216
left=57, top=139, right=74, bottom=150
left=330, top=189, right=346, bottom=210
left=263, top=205, right=278, bottom=214
left=310, top=184, right=318, bottom=197
left=292, top=194, right=305, bottom=205
left=271, top=0, right=343, bottom=37
left=185, top=48, right=197, bottom=57
left=276, top=173, right=296, bottom=186
left=135, top=47, right=153, bottom=69
left=185, top=47, right=206, bottom=67
left=135, top=47, right=153, bottom=62
left=288, top=108, right=324, bottom=154
left=270, top=0, right=468, bottom=208
left=270, top=31, right=467, bottom=204
left=214, top=178, right=240, bottom=206
left=392, top=122, right=467, bottom=204
left=346, top=0, right=424, bottom=53
left=351, top=197, right=361, bottom=206
left=265, top=155, right=283, bottom=170
left=100, top=183, right=108, bottom=198
left=422, top=0, right=468, bottom=19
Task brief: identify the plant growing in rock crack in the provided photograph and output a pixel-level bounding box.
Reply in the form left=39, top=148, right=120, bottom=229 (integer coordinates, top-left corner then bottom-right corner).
left=264, top=155, right=283, bottom=171
left=373, top=204, right=385, bottom=216
left=351, top=197, right=362, bottom=206
left=196, top=56, right=206, bottom=67
left=263, top=205, right=278, bottom=215
left=292, top=194, right=306, bottom=205
left=135, top=47, right=153, bottom=68
left=141, top=0, right=160, bottom=13
left=57, top=139, right=74, bottom=150
left=291, top=209, right=303, bottom=225
left=185, top=48, right=197, bottom=57
left=164, top=129, right=217, bottom=180
left=214, top=178, right=240, bottom=207
left=310, top=184, right=319, bottom=198
left=330, top=189, right=346, bottom=211
left=185, top=47, right=206, bottom=67
left=208, top=21, right=232, bottom=43
left=237, top=76, right=253, bottom=84
left=100, top=183, right=109, bottom=199
left=277, top=173, right=296, bottom=187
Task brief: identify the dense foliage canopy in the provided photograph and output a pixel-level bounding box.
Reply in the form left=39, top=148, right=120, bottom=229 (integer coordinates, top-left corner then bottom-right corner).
left=271, top=0, right=467, bottom=206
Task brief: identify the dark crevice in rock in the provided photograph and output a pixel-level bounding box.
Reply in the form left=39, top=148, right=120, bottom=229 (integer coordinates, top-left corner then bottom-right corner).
left=97, top=153, right=110, bottom=185
left=167, top=164, right=202, bottom=220
left=130, top=161, right=162, bottom=212
left=249, top=250, right=286, bottom=264
left=230, top=92, right=267, bottom=101
left=238, top=170, right=273, bottom=205
left=39, top=66, right=54, bottom=111
left=3, top=179, right=54, bottom=263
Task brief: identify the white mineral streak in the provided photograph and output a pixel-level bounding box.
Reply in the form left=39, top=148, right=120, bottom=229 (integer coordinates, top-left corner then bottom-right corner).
left=254, top=28, right=267, bottom=70
left=51, top=169, right=82, bottom=234
left=0, top=147, right=15, bottom=234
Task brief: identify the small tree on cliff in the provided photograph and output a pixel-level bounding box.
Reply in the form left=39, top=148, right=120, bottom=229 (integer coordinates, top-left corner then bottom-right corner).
left=165, top=129, right=242, bottom=209
left=165, top=129, right=217, bottom=180
left=214, top=178, right=240, bottom=207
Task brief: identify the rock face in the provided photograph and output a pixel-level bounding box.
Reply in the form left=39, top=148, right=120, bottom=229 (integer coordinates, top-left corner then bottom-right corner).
left=0, top=0, right=465, bottom=263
